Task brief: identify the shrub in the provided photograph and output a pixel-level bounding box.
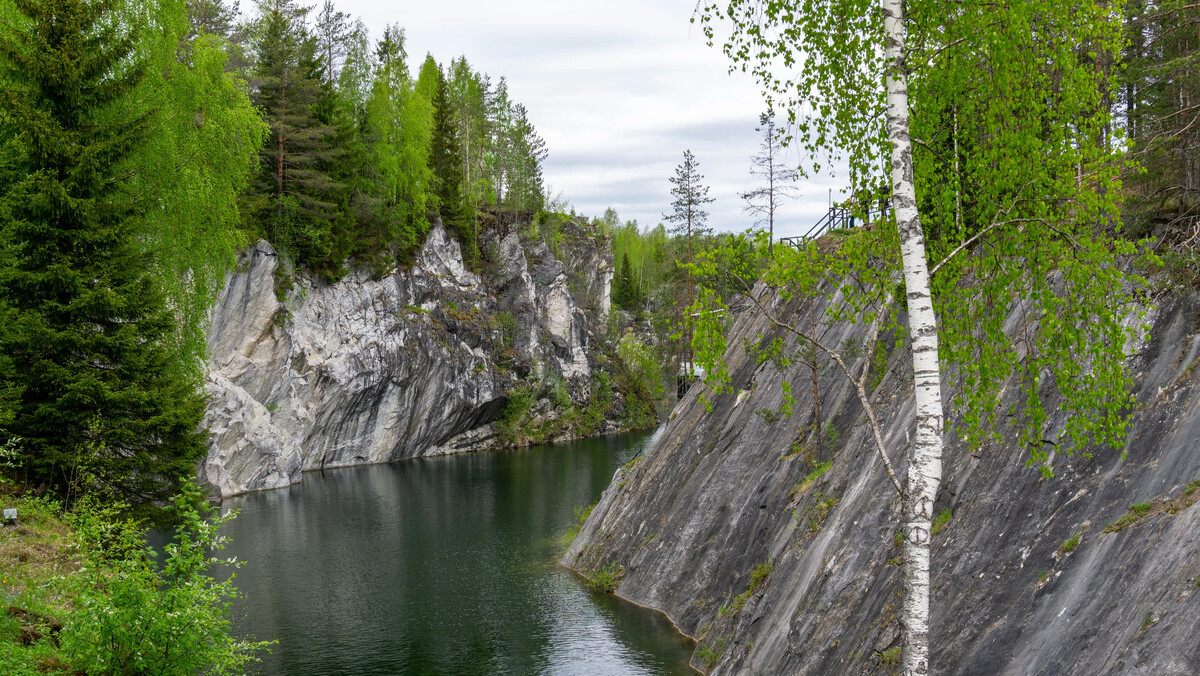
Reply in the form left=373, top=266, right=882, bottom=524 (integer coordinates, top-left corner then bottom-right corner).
left=61, top=482, right=270, bottom=674
left=879, top=645, right=901, bottom=667
left=584, top=561, right=624, bottom=593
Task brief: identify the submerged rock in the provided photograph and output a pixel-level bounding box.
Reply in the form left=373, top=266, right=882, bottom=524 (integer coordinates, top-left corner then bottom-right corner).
left=564, top=285, right=1200, bottom=675
left=202, top=222, right=613, bottom=498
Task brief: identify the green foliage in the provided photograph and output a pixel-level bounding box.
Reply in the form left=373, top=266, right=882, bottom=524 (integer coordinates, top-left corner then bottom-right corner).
left=558, top=502, right=596, bottom=551
left=696, top=638, right=727, bottom=668
left=62, top=483, right=270, bottom=674
left=879, top=645, right=902, bottom=668
left=495, top=379, right=539, bottom=446
left=1059, top=532, right=1081, bottom=555
left=805, top=492, right=840, bottom=532
left=0, top=0, right=208, bottom=508
left=0, top=485, right=267, bottom=674
left=730, top=559, right=773, bottom=612
left=583, top=561, right=623, bottom=594
left=127, top=12, right=267, bottom=379
left=615, top=334, right=671, bottom=426
left=930, top=509, right=953, bottom=537
left=696, top=0, right=1144, bottom=476
left=790, top=461, right=832, bottom=500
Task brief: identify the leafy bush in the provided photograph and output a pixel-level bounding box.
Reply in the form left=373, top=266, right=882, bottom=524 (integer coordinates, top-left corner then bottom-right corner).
left=584, top=561, right=624, bottom=593
left=61, top=482, right=270, bottom=675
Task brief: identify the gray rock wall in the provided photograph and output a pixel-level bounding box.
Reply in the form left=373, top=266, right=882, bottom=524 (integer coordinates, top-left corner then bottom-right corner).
left=564, top=284, right=1200, bottom=675
left=202, top=222, right=613, bottom=498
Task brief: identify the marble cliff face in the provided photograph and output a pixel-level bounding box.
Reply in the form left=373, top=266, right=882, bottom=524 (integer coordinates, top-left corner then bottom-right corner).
left=565, top=284, right=1200, bottom=675
left=202, top=221, right=613, bottom=498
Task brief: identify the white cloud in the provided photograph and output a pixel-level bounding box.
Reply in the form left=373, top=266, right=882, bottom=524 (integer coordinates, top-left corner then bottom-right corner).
left=330, top=0, right=852, bottom=239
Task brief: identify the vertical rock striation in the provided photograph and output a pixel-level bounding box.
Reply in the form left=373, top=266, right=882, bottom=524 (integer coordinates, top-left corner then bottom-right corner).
left=202, top=222, right=613, bottom=498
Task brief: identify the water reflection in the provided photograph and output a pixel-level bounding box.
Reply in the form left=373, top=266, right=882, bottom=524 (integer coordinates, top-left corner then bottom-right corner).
left=219, top=429, right=695, bottom=675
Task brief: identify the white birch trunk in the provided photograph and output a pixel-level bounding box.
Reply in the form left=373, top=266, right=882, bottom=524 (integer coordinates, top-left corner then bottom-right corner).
left=882, top=1, right=945, bottom=674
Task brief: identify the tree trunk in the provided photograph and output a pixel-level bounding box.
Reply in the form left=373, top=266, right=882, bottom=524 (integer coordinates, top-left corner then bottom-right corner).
left=882, top=0, right=945, bottom=674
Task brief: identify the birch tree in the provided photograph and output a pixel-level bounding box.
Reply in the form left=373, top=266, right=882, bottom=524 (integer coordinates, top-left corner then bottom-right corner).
left=695, top=1, right=1144, bottom=673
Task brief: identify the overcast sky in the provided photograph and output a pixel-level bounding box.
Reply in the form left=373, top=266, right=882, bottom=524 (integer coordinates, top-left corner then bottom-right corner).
left=333, top=0, right=845, bottom=239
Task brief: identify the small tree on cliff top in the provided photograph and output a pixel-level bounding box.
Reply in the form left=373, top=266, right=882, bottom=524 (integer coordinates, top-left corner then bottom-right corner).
left=694, top=1, right=1147, bottom=673
left=742, top=111, right=799, bottom=255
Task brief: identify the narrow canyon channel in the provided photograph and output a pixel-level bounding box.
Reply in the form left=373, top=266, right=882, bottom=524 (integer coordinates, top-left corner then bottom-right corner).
left=216, top=429, right=696, bottom=675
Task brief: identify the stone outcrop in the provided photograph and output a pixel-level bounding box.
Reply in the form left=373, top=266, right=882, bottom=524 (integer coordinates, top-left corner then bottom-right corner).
left=564, top=284, right=1200, bottom=675
left=202, top=222, right=613, bottom=498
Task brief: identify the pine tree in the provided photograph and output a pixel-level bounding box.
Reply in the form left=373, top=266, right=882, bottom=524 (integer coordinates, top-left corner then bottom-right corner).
left=742, top=111, right=799, bottom=255
left=312, top=0, right=350, bottom=87
left=247, top=0, right=344, bottom=271
left=0, top=0, right=207, bottom=506
left=187, top=0, right=240, bottom=40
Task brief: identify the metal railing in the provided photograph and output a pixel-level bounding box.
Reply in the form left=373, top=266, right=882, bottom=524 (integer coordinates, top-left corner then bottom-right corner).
left=779, top=196, right=891, bottom=249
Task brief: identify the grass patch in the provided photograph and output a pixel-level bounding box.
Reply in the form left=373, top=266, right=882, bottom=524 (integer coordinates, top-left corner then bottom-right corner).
left=583, top=561, right=624, bottom=593
left=805, top=492, right=840, bottom=531
left=1104, top=482, right=1200, bottom=533
left=790, top=461, right=832, bottom=500
left=730, top=560, right=774, bottom=613
left=930, top=509, right=953, bottom=537
left=893, top=530, right=904, bottom=548
left=1059, top=531, right=1082, bottom=555
left=878, top=645, right=901, bottom=667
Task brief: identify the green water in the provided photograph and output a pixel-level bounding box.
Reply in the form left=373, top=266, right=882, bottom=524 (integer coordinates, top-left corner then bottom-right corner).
left=219, top=429, right=696, bottom=675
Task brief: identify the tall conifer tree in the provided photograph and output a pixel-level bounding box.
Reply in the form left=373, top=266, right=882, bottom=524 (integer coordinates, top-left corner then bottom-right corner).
left=0, top=0, right=207, bottom=505
left=248, top=0, right=342, bottom=268
left=429, top=67, right=475, bottom=265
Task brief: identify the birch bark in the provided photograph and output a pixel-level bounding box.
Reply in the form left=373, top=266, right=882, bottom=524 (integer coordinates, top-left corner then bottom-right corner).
left=882, top=0, right=945, bottom=673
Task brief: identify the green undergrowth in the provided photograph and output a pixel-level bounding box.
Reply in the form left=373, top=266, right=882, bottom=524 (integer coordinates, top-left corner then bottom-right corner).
left=583, top=561, right=624, bottom=593
left=789, top=461, right=832, bottom=500
left=930, top=509, right=953, bottom=537
left=1104, top=480, right=1200, bottom=534
left=728, top=560, right=773, bottom=614
left=496, top=371, right=626, bottom=447
left=1059, top=531, right=1082, bottom=555
left=0, top=481, right=269, bottom=674
left=805, top=492, right=840, bottom=531
left=878, top=645, right=901, bottom=668
left=559, top=503, right=596, bottom=552
left=696, top=637, right=727, bottom=669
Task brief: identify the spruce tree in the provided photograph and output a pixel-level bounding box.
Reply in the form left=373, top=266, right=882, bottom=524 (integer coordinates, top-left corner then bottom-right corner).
left=0, top=0, right=207, bottom=506
left=429, top=67, right=475, bottom=266
left=613, top=251, right=643, bottom=312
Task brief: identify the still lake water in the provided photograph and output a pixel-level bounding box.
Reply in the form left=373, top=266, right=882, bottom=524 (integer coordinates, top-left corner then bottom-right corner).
left=218, top=429, right=696, bottom=675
